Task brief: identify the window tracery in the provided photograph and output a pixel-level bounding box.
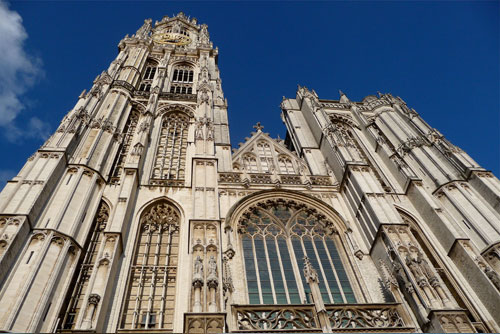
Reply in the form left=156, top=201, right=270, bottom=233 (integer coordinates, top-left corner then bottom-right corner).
left=120, top=201, right=180, bottom=330
left=238, top=199, right=356, bottom=305
left=109, top=111, right=139, bottom=185
left=151, top=112, right=189, bottom=182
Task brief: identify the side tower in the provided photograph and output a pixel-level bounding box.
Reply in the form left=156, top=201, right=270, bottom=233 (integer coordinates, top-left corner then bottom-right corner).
left=279, top=87, right=500, bottom=332
left=0, top=13, right=230, bottom=333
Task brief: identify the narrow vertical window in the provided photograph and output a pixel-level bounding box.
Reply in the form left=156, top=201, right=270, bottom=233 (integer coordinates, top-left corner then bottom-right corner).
left=110, top=111, right=139, bottom=184
left=138, top=60, right=158, bottom=92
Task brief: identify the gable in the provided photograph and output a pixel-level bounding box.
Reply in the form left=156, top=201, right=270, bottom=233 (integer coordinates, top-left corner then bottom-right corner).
left=232, top=128, right=308, bottom=175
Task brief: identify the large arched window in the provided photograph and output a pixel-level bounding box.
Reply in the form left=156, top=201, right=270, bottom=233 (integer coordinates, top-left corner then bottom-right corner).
left=238, top=198, right=356, bottom=305
left=151, top=112, right=189, bottom=182
left=120, top=201, right=180, bottom=330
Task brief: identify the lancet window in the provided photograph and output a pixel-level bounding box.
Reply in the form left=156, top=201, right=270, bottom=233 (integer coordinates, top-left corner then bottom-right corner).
left=242, top=154, right=258, bottom=173
left=138, top=60, right=158, bottom=92
left=170, top=64, right=194, bottom=95
left=120, top=201, right=180, bottom=330
left=59, top=201, right=109, bottom=330
left=278, top=155, right=295, bottom=174
left=238, top=199, right=357, bottom=305
left=151, top=112, right=189, bottom=182
left=256, top=141, right=274, bottom=172
left=109, top=111, right=139, bottom=184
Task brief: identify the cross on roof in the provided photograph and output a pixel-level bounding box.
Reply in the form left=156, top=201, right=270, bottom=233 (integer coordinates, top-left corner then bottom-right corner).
left=253, top=122, right=264, bottom=132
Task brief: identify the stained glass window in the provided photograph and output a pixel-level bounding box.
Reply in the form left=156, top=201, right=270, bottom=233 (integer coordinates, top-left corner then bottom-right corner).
left=238, top=199, right=356, bottom=305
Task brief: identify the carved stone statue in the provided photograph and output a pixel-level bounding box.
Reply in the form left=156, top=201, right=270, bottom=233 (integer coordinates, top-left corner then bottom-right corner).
left=193, top=255, right=204, bottom=284
left=485, top=267, right=500, bottom=291
left=207, top=255, right=217, bottom=282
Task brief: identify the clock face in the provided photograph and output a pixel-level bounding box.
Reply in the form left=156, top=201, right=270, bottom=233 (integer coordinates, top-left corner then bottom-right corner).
left=153, top=32, right=191, bottom=46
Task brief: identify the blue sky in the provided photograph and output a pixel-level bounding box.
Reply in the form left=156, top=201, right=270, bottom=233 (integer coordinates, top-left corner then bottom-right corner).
left=0, top=1, right=498, bottom=185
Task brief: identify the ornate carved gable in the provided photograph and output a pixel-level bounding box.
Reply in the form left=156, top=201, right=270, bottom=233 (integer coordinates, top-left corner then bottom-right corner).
left=232, top=124, right=308, bottom=175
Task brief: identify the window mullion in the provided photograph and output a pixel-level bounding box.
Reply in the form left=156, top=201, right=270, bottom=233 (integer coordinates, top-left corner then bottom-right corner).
left=176, top=124, right=185, bottom=179
left=288, top=237, right=307, bottom=303
left=311, top=237, right=334, bottom=303
left=263, top=236, right=277, bottom=304
left=251, top=237, right=263, bottom=304
left=274, top=237, right=290, bottom=304
left=159, top=125, right=169, bottom=178
left=322, top=238, right=346, bottom=303
left=167, top=122, right=178, bottom=178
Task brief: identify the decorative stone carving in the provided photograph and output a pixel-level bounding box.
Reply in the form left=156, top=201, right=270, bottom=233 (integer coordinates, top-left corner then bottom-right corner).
left=199, top=24, right=210, bottom=45
left=88, top=293, right=101, bottom=305
left=193, top=255, right=204, bottom=286
left=206, top=255, right=218, bottom=288
left=383, top=225, right=456, bottom=310
left=303, top=256, right=319, bottom=283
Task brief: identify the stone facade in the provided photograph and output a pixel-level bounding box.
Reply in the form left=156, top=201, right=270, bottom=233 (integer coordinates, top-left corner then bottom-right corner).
left=0, top=12, right=499, bottom=333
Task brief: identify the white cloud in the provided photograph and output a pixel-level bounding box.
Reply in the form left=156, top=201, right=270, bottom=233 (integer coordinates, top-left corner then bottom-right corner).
left=0, top=0, right=49, bottom=141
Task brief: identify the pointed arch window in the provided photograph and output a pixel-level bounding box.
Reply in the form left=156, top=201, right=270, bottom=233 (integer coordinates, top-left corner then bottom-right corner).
left=256, top=141, right=274, bottom=173
left=238, top=199, right=356, bottom=305
left=109, top=111, right=139, bottom=184
left=243, top=154, right=258, bottom=173
left=138, top=60, right=158, bottom=92
left=59, top=201, right=109, bottom=330
left=278, top=156, right=295, bottom=174
left=170, top=64, right=194, bottom=95
left=151, top=112, right=189, bottom=182
left=120, top=202, right=180, bottom=330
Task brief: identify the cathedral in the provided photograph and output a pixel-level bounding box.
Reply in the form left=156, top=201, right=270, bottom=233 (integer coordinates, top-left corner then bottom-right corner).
left=1, top=13, right=500, bottom=334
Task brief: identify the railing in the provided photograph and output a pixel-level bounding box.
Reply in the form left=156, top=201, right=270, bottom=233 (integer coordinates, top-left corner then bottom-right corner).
left=233, top=304, right=320, bottom=332
left=325, top=303, right=411, bottom=332
left=159, top=92, right=197, bottom=102
left=218, top=173, right=334, bottom=187
left=232, top=303, right=413, bottom=332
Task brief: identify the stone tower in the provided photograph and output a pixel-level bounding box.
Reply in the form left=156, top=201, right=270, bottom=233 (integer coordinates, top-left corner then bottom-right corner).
left=0, top=13, right=500, bottom=334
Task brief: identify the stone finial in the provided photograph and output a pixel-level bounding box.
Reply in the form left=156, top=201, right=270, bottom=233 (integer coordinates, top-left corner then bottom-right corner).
left=253, top=122, right=264, bottom=132
left=303, top=256, right=319, bottom=283
left=339, top=90, right=350, bottom=103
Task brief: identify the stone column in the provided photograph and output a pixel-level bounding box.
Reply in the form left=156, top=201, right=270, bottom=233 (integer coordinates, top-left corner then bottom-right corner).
left=82, top=293, right=101, bottom=329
